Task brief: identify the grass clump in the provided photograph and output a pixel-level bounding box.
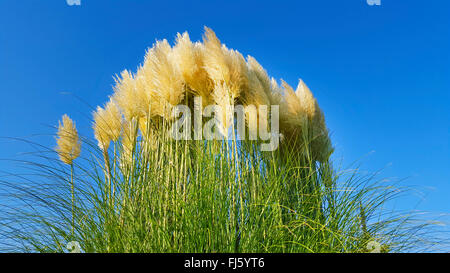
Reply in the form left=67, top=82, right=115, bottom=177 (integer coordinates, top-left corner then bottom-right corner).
left=0, top=126, right=443, bottom=252
left=0, top=27, right=445, bottom=253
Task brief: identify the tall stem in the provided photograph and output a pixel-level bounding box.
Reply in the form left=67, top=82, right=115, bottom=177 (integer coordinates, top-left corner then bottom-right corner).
left=113, top=144, right=116, bottom=208
left=70, top=163, right=75, bottom=238
left=103, top=149, right=112, bottom=206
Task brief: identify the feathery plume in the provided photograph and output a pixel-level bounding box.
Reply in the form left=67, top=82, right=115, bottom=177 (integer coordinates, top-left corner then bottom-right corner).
left=113, top=70, right=147, bottom=121
left=56, top=114, right=81, bottom=165
left=202, top=27, right=248, bottom=100
left=225, top=48, right=249, bottom=98
left=172, top=32, right=214, bottom=105
left=270, top=77, right=283, bottom=105
left=296, top=80, right=333, bottom=161
left=242, top=69, right=270, bottom=107
left=295, top=79, right=317, bottom=119
left=134, top=70, right=154, bottom=116
left=93, top=99, right=123, bottom=150
left=247, top=56, right=272, bottom=101
left=280, top=80, right=308, bottom=128
left=240, top=70, right=271, bottom=136
left=145, top=39, right=185, bottom=118
left=278, top=79, right=333, bottom=162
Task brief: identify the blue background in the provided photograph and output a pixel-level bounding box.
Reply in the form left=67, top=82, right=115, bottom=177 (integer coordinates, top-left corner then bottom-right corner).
left=0, top=0, right=449, bottom=232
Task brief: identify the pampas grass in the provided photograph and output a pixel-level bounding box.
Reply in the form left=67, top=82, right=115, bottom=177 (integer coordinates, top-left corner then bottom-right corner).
left=0, top=27, right=447, bottom=253
left=0, top=132, right=445, bottom=252
left=93, top=99, right=122, bottom=151
left=55, top=115, right=81, bottom=165
left=99, top=27, right=332, bottom=162
left=55, top=114, right=80, bottom=237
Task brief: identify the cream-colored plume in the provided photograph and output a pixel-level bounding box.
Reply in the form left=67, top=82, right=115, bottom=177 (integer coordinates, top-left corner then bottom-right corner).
left=280, top=80, right=308, bottom=128
left=172, top=32, right=214, bottom=105
left=295, top=80, right=333, bottom=161
left=202, top=27, right=248, bottom=100
left=295, top=79, right=318, bottom=119
left=144, top=39, right=184, bottom=118
left=93, top=99, right=123, bottom=150
left=56, top=114, right=81, bottom=165
left=247, top=56, right=279, bottom=105
left=113, top=70, right=148, bottom=121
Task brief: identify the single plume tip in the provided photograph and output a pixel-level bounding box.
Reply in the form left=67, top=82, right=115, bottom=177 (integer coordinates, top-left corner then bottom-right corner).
left=56, top=114, right=81, bottom=165
left=93, top=100, right=123, bottom=151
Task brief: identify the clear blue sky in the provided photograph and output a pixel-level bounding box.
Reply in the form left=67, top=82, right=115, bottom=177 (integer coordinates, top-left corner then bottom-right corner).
left=0, top=1, right=449, bottom=219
